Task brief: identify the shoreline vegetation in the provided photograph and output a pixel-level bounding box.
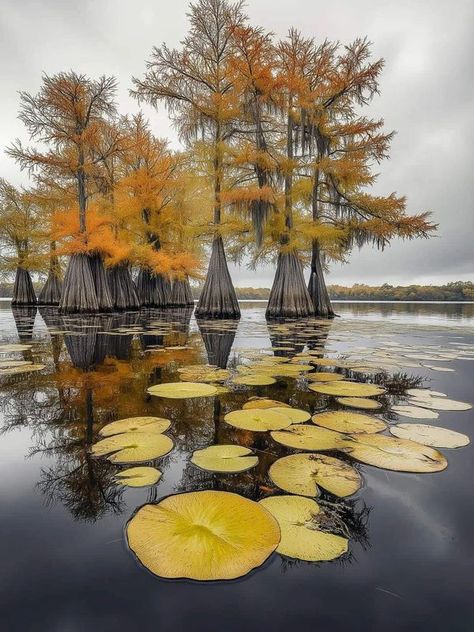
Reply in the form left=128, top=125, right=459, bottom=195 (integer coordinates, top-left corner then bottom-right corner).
left=0, top=281, right=471, bottom=302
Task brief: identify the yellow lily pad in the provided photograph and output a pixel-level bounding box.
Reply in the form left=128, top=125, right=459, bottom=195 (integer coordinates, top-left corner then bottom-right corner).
left=92, top=432, right=174, bottom=463
left=269, top=453, right=361, bottom=497
left=147, top=382, right=218, bottom=398
left=309, top=381, right=386, bottom=398
left=336, top=397, right=383, bottom=410
left=232, top=374, right=276, bottom=386
left=271, top=424, right=347, bottom=451
left=391, top=405, right=439, bottom=420
left=191, top=445, right=258, bottom=472
left=243, top=398, right=292, bottom=410
left=127, top=491, right=280, bottom=580
left=343, top=433, right=448, bottom=472
left=269, top=407, right=311, bottom=423
left=312, top=411, right=386, bottom=434
left=224, top=408, right=292, bottom=432
left=115, top=466, right=162, bottom=487
left=259, top=496, right=348, bottom=562
left=100, top=416, right=170, bottom=437
left=307, top=372, right=345, bottom=382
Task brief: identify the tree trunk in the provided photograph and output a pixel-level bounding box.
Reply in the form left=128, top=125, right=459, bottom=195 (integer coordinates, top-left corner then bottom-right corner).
left=107, top=264, right=139, bottom=310
left=59, top=254, right=99, bottom=313
left=38, top=270, right=63, bottom=305
left=136, top=268, right=171, bottom=307
left=307, top=241, right=336, bottom=318
left=195, top=236, right=240, bottom=319
left=266, top=250, right=313, bottom=319
left=12, top=267, right=37, bottom=305
left=169, top=276, right=194, bottom=307
left=89, top=254, right=113, bottom=311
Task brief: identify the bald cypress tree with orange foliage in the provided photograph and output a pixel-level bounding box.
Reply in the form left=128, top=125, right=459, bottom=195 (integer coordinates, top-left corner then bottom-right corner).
left=0, top=179, right=42, bottom=305
left=293, top=37, right=436, bottom=317
left=132, top=0, right=244, bottom=319
left=115, top=113, right=178, bottom=307
left=7, top=72, right=121, bottom=313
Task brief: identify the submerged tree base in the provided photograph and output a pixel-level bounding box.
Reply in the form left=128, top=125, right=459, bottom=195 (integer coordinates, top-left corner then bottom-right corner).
left=60, top=254, right=99, bottom=313
left=307, top=244, right=336, bottom=318
left=195, top=237, right=240, bottom=319
left=107, top=264, right=139, bottom=310
left=12, top=267, right=37, bottom=305
left=266, top=251, right=313, bottom=319
left=90, top=254, right=113, bottom=312
left=38, top=270, right=63, bottom=306
left=169, top=276, right=194, bottom=307
left=136, top=268, right=171, bottom=307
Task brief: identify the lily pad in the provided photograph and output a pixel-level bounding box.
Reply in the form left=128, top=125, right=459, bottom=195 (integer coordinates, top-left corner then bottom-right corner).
left=127, top=491, right=280, bottom=580
left=343, top=434, right=448, bottom=473
left=336, top=397, right=383, bottom=410
left=243, top=398, right=291, bottom=410
left=100, top=416, right=171, bottom=437
left=191, top=445, right=258, bottom=473
left=307, top=372, right=345, bottom=382
left=92, top=432, right=174, bottom=463
left=232, top=374, right=276, bottom=386
left=391, top=405, right=439, bottom=420
left=312, top=411, right=386, bottom=434
left=271, top=424, right=347, bottom=451
left=147, top=382, right=218, bottom=398
left=269, top=407, right=311, bottom=423
left=259, top=496, right=348, bottom=562
left=115, top=466, right=162, bottom=487
left=408, top=397, right=472, bottom=412
left=224, top=408, right=292, bottom=432
left=389, top=424, right=470, bottom=448
left=269, top=453, right=361, bottom=497
left=309, top=381, right=386, bottom=398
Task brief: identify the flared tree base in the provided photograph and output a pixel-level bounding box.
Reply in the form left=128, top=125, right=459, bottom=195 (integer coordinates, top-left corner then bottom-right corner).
left=107, top=264, right=139, bottom=310
left=266, top=251, right=313, bottom=319
left=136, top=269, right=171, bottom=307
left=307, top=244, right=336, bottom=318
left=169, top=276, right=194, bottom=307
left=89, top=254, right=113, bottom=312
left=60, top=254, right=99, bottom=313
left=12, top=267, right=37, bottom=306
left=38, top=270, right=63, bottom=306
left=195, top=237, right=240, bottom=319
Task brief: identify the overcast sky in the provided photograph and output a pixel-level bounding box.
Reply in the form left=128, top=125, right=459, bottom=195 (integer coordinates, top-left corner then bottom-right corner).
left=1, top=0, right=473, bottom=287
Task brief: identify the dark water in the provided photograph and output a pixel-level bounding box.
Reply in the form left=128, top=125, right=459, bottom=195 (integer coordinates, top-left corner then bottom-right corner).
left=1, top=301, right=473, bottom=632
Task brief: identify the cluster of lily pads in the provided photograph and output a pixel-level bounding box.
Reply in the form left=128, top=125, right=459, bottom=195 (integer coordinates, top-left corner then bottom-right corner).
left=89, top=337, right=471, bottom=581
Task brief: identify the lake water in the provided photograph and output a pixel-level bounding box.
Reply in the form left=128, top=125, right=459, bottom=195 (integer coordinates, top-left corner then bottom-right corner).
left=1, top=301, right=473, bottom=632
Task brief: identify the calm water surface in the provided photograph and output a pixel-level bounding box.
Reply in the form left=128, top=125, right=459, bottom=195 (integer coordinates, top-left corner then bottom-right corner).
left=1, top=301, right=473, bottom=632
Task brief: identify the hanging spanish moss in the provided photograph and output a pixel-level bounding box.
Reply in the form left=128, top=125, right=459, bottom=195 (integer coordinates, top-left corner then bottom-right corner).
left=195, top=237, right=240, bottom=319
left=12, top=267, right=37, bottom=305
left=266, top=250, right=313, bottom=319
left=38, top=270, right=63, bottom=306
left=307, top=242, right=336, bottom=318
left=169, top=276, right=194, bottom=307
left=107, top=264, right=139, bottom=310
left=89, top=254, right=113, bottom=312
left=59, top=254, right=99, bottom=313
left=136, top=268, right=171, bottom=307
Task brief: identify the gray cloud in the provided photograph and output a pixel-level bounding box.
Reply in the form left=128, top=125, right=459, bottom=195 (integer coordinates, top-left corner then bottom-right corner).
left=1, top=0, right=473, bottom=286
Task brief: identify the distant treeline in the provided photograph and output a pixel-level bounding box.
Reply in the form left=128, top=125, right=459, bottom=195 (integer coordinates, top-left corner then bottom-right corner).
left=2, top=281, right=472, bottom=302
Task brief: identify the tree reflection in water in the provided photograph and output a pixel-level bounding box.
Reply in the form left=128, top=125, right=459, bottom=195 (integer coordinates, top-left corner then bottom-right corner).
left=0, top=307, right=375, bottom=570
